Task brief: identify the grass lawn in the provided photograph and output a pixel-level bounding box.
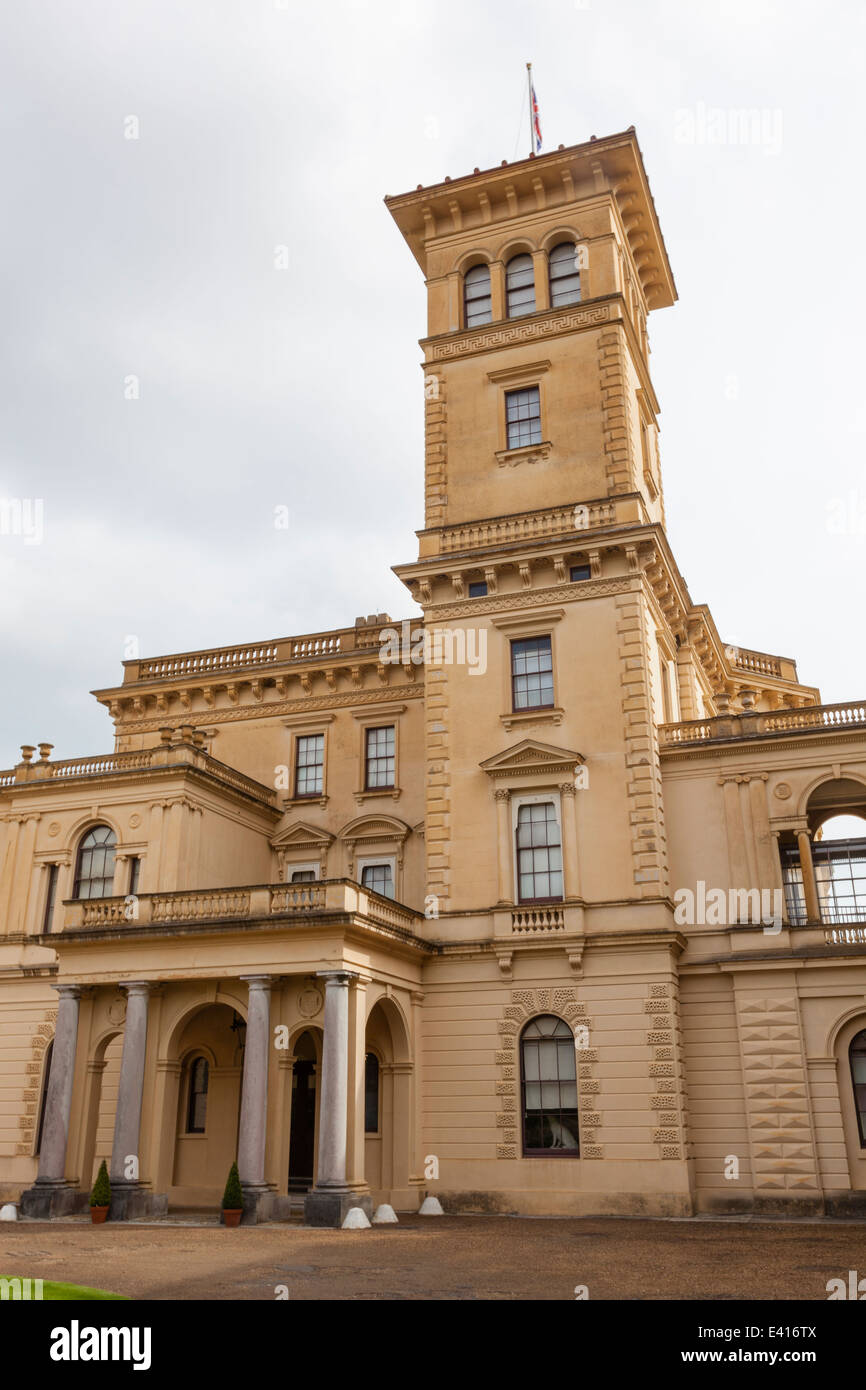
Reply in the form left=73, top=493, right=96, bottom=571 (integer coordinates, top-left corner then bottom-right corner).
left=1, top=1276, right=128, bottom=1300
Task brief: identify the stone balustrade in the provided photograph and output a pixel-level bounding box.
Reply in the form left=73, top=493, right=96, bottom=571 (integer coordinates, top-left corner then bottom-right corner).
left=64, top=878, right=424, bottom=935
left=660, top=699, right=866, bottom=748
left=1, top=741, right=277, bottom=804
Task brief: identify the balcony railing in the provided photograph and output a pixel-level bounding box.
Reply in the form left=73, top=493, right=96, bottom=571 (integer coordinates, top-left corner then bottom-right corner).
left=62, top=878, right=425, bottom=937
left=660, top=699, right=866, bottom=748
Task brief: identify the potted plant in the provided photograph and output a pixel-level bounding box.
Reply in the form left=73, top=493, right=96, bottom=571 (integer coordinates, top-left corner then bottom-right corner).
left=221, top=1161, right=243, bottom=1228
left=90, top=1159, right=111, bottom=1224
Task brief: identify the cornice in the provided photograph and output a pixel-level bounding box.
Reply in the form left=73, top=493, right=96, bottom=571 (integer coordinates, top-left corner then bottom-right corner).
left=107, top=684, right=425, bottom=736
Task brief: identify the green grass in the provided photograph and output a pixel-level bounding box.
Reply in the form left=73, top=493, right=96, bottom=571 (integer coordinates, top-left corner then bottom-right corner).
left=0, top=1276, right=128, bottom=1301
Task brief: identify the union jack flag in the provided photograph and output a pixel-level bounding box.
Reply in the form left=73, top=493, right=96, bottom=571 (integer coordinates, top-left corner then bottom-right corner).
left=531, top=80, right=542, bottom=154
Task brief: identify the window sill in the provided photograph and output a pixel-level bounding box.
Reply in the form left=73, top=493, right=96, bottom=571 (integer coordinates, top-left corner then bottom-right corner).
left=354, top=787, right=402, bottom=805
left=495, top=440, right=552, bottom=469
left=281, top=794, right=329, bottom=810
left=500, top=706, right=564, bottom=731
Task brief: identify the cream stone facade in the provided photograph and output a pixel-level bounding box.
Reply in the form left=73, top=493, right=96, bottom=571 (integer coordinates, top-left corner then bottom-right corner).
left=2, top=128, right=866, bottom=1224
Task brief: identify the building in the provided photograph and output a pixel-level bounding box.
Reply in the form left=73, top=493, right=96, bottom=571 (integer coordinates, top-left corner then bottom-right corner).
left=2, top=128, right=866, bottom=1226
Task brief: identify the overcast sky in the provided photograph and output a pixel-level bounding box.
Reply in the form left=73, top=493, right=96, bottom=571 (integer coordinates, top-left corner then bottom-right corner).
left=1, top=0, right=864, bottom=766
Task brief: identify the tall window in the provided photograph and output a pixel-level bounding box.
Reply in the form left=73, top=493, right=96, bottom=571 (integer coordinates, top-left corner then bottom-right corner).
left=511, top=636, right=553, bottom=710
left=851, top=1031, right=866, bottom=1147
left=365, top=1052, right=380, bottom=1133
left=73, top=825, right=117, bottom=899
left=520, top=1016, right=579, bottom=1155
left=505, top=387, right=542, bottom=450
left=42, top=864, right=60, bottom=933
left=128, top=857, right=141, bottom=895
left=506, top=253, right=535, bottom=317
left=516, top=803, right=563, bottom=903
left=365, top=726, right=395, bottom=789
left=295, top=734, right=324, bottom=798
left=186, top=1057, right=209, bottom=1134
left=361, top=863, right=394, bottom=900
left=548, top=241, right=581, bottom=307
left=464, top=263, right=492, bottom=327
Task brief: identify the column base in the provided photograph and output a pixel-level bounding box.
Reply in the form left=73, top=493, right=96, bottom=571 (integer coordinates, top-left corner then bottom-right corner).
left=19, top=1182, right=88, bottom=1220
left=236, top=1183, right=291, bottom=1225
left=303, top=1188, right=373, bottom=1228
left=108, top=1183, right=168, bottom=1222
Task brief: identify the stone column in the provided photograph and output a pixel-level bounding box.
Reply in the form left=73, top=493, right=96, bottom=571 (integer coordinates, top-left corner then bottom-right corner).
left=489, top=260, right=505, bottom=321
left=304, top=970, right=371, bottom=1227
left=110, top=983, right=150, bottom=1185
left=532, top=249, right=550, bottom=312
left=20, top=984, right=83, bottom=1217
left=797, top=831, right=821, bottom=924
left=237, top=975, right=273, bottom=1220
left=495, top=789, right=513, bottom=904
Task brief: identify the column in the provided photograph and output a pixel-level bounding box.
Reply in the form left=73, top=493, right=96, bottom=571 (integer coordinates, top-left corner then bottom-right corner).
left=315, top=972, right=353, bottom=1187
left=559, top=782, right=581, bottom=899
left=110, top=982, right=151, bottom=1193
left=237, top=975, right=273, bottom=1190
left=532, top=249, right=550, bottom=312
left=797, top=830, right=821, bottom=924
left=495, top=789, right=512, bottom=904
left=490, top=260, right=505, bottom=321
left=35, top=985, right=82, bottom=1185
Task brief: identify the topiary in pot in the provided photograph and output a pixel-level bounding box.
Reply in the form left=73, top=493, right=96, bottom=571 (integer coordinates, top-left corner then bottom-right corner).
left=90, top=1159, right=111, bottom=1224
left=221, top=1161, right=243, bottom=1227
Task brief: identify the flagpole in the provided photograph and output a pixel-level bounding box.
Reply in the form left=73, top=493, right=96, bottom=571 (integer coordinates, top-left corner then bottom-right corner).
left=526, top=62, right=533, bottom=156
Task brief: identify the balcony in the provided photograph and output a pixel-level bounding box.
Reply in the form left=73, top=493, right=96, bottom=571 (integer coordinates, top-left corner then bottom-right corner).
left=660, top=700, right=866, bottom=749
left=60, top=878, right=429, bottom=944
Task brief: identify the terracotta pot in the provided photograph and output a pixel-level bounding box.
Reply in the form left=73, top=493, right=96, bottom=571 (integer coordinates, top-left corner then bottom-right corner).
left=223, top=1209, right=243, bottom=1228
left=91, top=1205, right=109, bottom=1225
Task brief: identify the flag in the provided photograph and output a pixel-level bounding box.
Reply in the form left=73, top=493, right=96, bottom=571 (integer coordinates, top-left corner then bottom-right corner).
left=531, top=80, right=542, bottom=154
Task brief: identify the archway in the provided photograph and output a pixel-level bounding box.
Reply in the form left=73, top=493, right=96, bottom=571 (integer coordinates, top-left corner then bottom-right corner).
left=288, top=1029, right=320, bottom=1193
left=170, top=1003, right=243, bottom=1207
left=779, top=779, right=866, bottom=926
left=364, top=996, right=412, bottom=1202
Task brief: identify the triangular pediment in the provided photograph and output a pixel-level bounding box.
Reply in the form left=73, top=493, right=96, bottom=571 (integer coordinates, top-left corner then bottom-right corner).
left=480, top=739, right=584, bottom=777
left=270, top=819, right=335, bottom=851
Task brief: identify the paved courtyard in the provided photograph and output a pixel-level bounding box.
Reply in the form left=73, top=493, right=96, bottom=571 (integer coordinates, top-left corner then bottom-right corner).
left=2, top=1214, right=864, bottom=1300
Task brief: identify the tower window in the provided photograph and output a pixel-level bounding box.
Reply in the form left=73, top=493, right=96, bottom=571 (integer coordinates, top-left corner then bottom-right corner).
left=511, top=636, right=554, bottom=710
left=516, top=803, right=563, bottom=904
left=361, top=863, right=395, bottom=900
left=464, top=263, right=492, bottom=327
left=128, top=857, right=141, bottom=895
left=570, top=564, right=591, bottom=583
left=42, top=864, right=60, bottom=933
left=365, top=1052, right=380, bottom=1133
left=505, top=387, right=542, bottom=450
left=468, top=581, right=488, bottom=598
left=506, top=253, right=536, bottom=318
left=549, top=242, right=582, bottom=307
left=186, top=1056, right=209, bottom=1134
left=295, top=734, right=324, bottom=798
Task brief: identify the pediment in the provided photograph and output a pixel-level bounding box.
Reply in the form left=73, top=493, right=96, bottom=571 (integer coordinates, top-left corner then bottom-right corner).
left=339, top=813, right=412, bottom=844
left=479, top=739, right=584, bottom=778
left=270, top=819, right=335, bottom=851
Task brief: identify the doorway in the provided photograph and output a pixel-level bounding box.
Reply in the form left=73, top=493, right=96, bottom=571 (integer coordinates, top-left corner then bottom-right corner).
left=288, top=1031, right=317, bottom=1192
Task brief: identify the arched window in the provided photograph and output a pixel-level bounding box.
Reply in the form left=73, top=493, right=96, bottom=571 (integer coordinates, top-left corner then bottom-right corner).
left=186, top=1056, right=209, bottom=1134
left=548, top=241, right=581, bottom=307
left=35, top=1039, right=53, bottom=1155
left=850, top=1030, right=866, bottom=1147
left=521, top=1015, right=579, bottom=1155
left=506, top=253, right=536, bottom=318
left=464, top=263, right=492, bottom=327
left=364, top=1052, right=380, bottom=1133
left=73, top=825, right=117, bottom=899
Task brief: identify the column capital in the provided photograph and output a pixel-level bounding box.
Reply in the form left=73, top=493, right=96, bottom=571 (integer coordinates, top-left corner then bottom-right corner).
left=122, top=980, right=152, bottom=997
left=316, top=970, right=359, bottom=987
left=52, top=984, right=83, bottom=1000
left=240, top=974, right=274, bottom=990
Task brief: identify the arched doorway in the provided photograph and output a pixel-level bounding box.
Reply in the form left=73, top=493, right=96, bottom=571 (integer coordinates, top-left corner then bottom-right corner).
left=779, top=780, right=866, bottom=926
left=364, top=997, right=412, bottom=1203
left=288, top=1030, right=319, bottom=1193
left=170, top=1004, right=243, bottom=1207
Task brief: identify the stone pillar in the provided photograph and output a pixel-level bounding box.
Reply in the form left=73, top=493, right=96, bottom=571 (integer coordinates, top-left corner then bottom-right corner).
left=304, top=970, right=372, bottom=1227
left=495, top=789, right=513, bottom=904
left=532, top=249, right=550, bottom=312
left=108, top=982, right=166, bottom=1220
left=489, top=260, right=505, bottom=321
left=797, top=830, right=821, bottom=924
left=20, top=985, right=84, bottom=1217
left=237, top=975, right=275, bottom=1222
